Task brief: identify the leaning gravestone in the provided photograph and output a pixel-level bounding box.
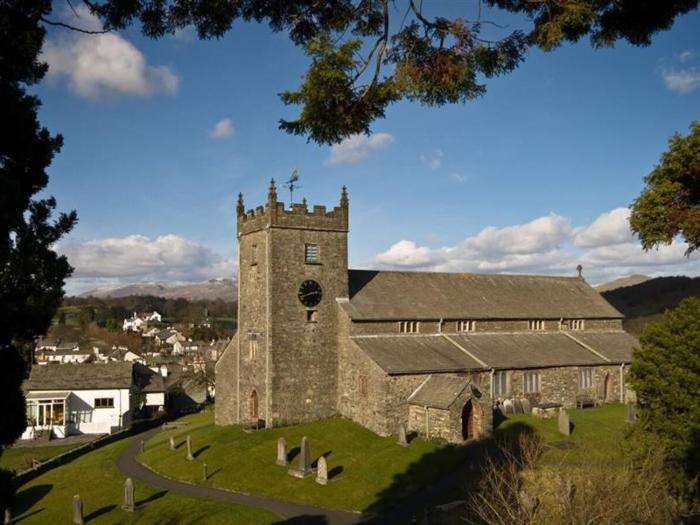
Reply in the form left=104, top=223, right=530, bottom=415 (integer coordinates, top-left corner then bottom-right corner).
left=123, top=478, right=135, bottom=512
left=72, top=494, right=84, bottom=525
left=521, top=398, right=531, bottom=414
left=397, top=424, right=408, bottom=447
left=513, top=399, right=523, bottom=414
left=558, top=409, right=571, bottom=436
left=186, top=435, right=194, bottom=461
left=169, top=436, right=176, bottom=451
left=626, top=403, right=636, bottom=423
left=276, top=437, right=288, bottom=466
left=288, top=436, right=313, bottom=478
left=316, top=456, right=328, bottom=485
left=503, top=399, right=514, bottom=415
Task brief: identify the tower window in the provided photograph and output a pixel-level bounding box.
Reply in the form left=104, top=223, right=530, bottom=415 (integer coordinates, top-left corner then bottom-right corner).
left=528, top=320, right=545, bottom=331
left=458, top=320, right=475, bottom=332
left=306, top=310, right=318, bottom=323
left=399, top=321, right=419, bottom=333
left=304, top=243, right=320, bottom=263
left=248, top=333, right=258, bottom=360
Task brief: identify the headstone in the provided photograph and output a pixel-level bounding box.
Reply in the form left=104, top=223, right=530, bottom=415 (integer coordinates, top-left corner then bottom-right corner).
left=503, top=399, right=514, bottom=415
left=397, top=424, right=408, bottom=447
left=316, top=456, right=328, bottom=485
left=4, top=508, right=11, bottom=525
left=288, top=436, right=313, bottom=478
left=497, top=403, right=507, bottom=416
left=140, top=440, right=145, bottom=453
left=72, top=494, right=84, bottom=524
left=122, top=478, right=135, bottom=512
left=276, top=437, right=288, bottom=466
left=521, top=398, right=531, bottom=414
left=558, top=409, right=571, bottom=436
left=186, top=435, right=194, bottom=461
left=626, top=403, right=636, bottom=423
left=203, top=463, right=208, bottom=481
left=513, top=399, right=523, bottom=414
left=169, top=436, right=176, bottom=450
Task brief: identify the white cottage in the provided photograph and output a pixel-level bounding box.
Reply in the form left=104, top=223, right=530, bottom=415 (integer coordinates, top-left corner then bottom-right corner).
left=22, top=362, right=165, bottom=440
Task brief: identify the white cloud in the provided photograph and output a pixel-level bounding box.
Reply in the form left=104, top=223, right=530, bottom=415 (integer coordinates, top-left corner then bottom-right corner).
left=450, top=173, right=467, bottom=183
left=420, top=149, right=443, bottom=170
left=326, top=133, right=394, bottom=165
left=661, top=66, right=700, bottom=94
left=173, top=25, right=196, bottom=43
left=370, top=207, right=699, bottom=284
left=573, top=207, right=634, bottom=247
left=210, top=118, right=235, bottom=139
left=58, top=234, right=233, bottom=283
left=42, top=6, right=179, bottom=98
left=679, top=50, right=696, bottom=63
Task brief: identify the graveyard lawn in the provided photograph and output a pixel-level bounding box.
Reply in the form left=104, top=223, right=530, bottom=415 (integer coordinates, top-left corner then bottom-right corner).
left=10, top=433, right=281, bottom=524
left=140, top=412, right=473, bottom=512
left=0, top=443, right=81, bottom=473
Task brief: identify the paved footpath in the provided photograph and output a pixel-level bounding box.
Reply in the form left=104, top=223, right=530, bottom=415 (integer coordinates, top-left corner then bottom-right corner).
left=117, top=427, right=362, bottom=525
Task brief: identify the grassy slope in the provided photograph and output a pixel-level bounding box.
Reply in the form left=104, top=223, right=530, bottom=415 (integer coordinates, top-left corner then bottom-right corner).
left=11, top=433, right=280, bottom=525
left=1, top=444, right=81, bottom=473
left=140, top=412, right=471, bottom=512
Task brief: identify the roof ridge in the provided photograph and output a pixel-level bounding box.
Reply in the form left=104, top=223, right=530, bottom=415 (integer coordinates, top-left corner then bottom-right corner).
left=348, top=268, right=582, bottom=280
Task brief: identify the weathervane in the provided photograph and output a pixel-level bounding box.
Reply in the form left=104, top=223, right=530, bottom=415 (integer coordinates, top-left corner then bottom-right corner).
left=285, top=167, right=302, bottom=205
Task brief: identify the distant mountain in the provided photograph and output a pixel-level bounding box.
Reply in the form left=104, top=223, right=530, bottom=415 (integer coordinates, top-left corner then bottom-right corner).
left=600, top=275, right=700, bottom=335
left=595, top=274, right=651, bottom=293
left=79, top=279, right=237, bottom=302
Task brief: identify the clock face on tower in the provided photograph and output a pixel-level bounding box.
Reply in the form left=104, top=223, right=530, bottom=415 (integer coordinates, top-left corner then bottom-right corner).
left=298, top=280, right=323, bottom=307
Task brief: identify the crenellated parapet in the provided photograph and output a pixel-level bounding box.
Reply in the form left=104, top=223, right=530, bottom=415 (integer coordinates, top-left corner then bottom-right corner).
left=237, top=179, right=349, bottom=236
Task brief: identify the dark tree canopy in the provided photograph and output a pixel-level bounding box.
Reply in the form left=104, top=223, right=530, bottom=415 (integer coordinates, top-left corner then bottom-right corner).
left=80, top=0, right=699, bottom=144
left=0, top=0, right=77, bottom=475
left=629, top=297, right=700, bottom=494
left=630, top=122, right=700, bottom=255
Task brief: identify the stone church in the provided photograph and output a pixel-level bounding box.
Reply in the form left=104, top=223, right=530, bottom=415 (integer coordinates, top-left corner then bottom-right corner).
left=215, top=181, right=636, bottom=443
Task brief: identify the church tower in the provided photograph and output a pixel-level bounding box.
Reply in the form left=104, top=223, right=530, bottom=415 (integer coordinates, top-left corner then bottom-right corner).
left=215, top=180, right=349, bottom=427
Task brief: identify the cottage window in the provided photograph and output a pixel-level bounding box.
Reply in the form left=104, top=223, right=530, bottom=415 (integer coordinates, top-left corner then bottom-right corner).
left=399, top=321, right=419, bottom=333
left=579, top=368, right=593, bottom=389
left=493, top=371, right=509, bottom=396
left=523, top=372, right=541, bottom=394
left=457, top=320, right=475, bottom=332
left=304, top=243, right=320, bottom=263
left=528, top=320, right=545, bottom=331
left=94, top=398, right=114, bottom=409
left=251, top=244, right=258, bottom=265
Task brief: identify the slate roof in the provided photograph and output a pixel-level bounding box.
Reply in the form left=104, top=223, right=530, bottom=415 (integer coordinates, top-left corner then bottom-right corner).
left=343, top=270, right=622, bottom=321
left=133, top=363, right=165, bottom=393
left=351, top=335, right=486, bottom=374
left=408, top=375, right=471, bottom=409
left=24, top=363, right=134, bottom=391
left=568, top=331, right=638, bottom=363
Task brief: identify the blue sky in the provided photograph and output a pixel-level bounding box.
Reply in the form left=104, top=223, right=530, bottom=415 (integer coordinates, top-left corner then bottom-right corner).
left=35, top=4, right=700, bottom=294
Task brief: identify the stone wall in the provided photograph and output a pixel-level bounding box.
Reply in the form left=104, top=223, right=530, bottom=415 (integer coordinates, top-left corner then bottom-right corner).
left=214, top=335, right=238, bottom=425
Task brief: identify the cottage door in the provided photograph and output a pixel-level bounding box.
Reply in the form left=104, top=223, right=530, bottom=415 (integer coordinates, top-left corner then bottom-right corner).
left=461, top=400, right=481, bottom=440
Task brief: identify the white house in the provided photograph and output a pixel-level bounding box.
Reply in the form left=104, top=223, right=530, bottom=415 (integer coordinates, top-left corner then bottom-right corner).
left=123, top=311, right=162, bottom=333
left=35, top=341, right=95, bottom=364
left=22, top=362, right=165, bottom=440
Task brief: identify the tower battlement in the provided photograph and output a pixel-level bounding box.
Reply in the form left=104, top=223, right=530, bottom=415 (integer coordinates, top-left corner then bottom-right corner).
left=237, top=180, right=348, bottom=236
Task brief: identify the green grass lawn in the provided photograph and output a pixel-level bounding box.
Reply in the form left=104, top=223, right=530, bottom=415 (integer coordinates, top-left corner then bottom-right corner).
left=11, top=433, right=281, bottom=524
left=1, top=443, right=82, bottom=473
left=140, top=411, right=472, bottom=513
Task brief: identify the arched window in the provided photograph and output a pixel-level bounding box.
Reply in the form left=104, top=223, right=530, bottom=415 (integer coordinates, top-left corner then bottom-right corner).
left=248, top=389, right=259, bottom=420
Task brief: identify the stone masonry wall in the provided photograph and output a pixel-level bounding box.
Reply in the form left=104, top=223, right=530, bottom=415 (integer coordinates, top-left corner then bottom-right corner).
left=214, top=335, right=238, bottom=425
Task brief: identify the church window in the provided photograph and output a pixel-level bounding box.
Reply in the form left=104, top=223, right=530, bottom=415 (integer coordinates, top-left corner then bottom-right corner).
left=523, top=371, right=541, bottom=393
left=493, top=371, right=509, bottom=396
left=304, top=243, right=320, bottom=263
left=528, top=320, right=545, bottom=331
left=251, top=244, right=258, bottom=265
left=359, top=375, right=368, bottom=398
left=249, top=333, right=258, bottom=360
left=399, top=321, right=419, bottom=333
left=458, top=320, right=475, bottom=332
left=579, top=368, right=593, bottom=389
left=306, top=310, right=318, bottom=323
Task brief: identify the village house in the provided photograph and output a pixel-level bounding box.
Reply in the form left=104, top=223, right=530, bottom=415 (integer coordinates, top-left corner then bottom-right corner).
left=122, top=311, right=162, bottom=333
left=215, top=183, right=637, bottom=443
left=35, top=340, right=95, bottom=364
left=22, top=362, right=165, bottom=440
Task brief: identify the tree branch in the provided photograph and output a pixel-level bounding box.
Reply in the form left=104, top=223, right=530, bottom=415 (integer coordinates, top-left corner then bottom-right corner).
left=39, top=17, right=109, bottom=34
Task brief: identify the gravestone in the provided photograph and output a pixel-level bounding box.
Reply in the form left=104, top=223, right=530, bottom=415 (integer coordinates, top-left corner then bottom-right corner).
left=397, top=424, right=408, bottom=447
left=288, top=436, right=313, bottom=478
left=72, top=494, right=84, bottom=524
left=123, top=478, right=135, bottom=512
left=626, top=403, right=636, bottom=423
left=140, top=440, right=145, bottom=453
left=503, top=399, right=514, bottom=415
left=558, top=409, right=571, bottom=436
left=497, top=403, right=507, bottom=416
left=203, top=463, right=208, bottom=481
left=521, top=398, right=531, bottom=414
left=186, top=435, right=194, bottom=461
left=316, top=456, right=328, bottom=485
left=276, top=437, right=288, bottom=466
left=513, top=399, right=523, bottom=414
left=4, top=508, right=11, bottom=525
left=169, top=436, right=176, bottom=450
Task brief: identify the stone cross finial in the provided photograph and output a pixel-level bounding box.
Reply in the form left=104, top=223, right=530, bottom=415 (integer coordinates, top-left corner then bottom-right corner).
left=316, top=456, right=328, bottom=485
left=340, top=185, right=349, bottom=208
left=123, top=478, right=135, bottom=512
left=267, top=178, right=278, bottom=207
left=236, top=192, right=245, bottom=217
left=72, top=494, right=84, bottom=524
left=576, top=264, right=583, bottom=278
left=186, top=435, right=194, bottom=461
